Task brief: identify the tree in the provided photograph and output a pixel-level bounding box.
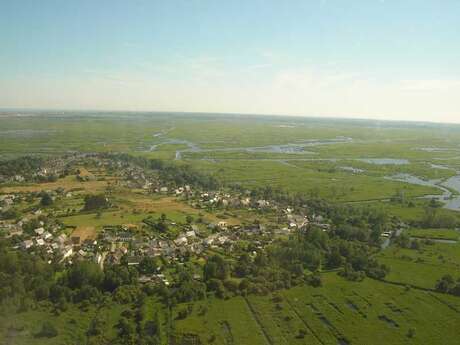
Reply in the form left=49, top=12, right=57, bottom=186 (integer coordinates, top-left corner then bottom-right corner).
left=307, top=272, right=322, bottom=287
left=396, top=233, right=410, bottom=248
left=234, top=253, right=252, bottom=277
left=40, top=193, right=53, bottom=207
left=67, top=261, right=103, bottom=289
left=0, top=208, right=19, bottom=220
left=117, top=317, right=135, bottom=340
left=204, top=255, right=229, bottom=281
left=326, top=248, right=343, bottom=269
left=407, top=328, right=416, bottom=338
left=139, top=257, right=157, bottom=274
left=410, top=239, right=421, bottom=250
left=207, top=279, right=226, bottom=298
left=435, top=275, right=456, bottom=293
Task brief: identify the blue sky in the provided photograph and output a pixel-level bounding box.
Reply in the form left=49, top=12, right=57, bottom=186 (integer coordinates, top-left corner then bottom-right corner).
left=1, top=0, right=459, bottom=122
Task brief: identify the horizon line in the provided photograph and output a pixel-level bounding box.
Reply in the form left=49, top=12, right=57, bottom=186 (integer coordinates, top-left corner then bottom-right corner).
left=0, top=106, right=459, bottom=127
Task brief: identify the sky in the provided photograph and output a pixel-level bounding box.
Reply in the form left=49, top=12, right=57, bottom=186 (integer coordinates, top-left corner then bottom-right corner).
left=0, top=0, right=459, bottom=123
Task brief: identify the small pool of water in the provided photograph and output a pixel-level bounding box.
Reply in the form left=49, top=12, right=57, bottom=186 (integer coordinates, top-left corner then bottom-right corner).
left=358, top=158, right=409, bottom=165
left=340, top=166, right=364, bottom=173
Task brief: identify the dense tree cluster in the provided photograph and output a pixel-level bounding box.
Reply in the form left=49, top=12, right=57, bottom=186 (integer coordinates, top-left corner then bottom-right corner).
left=435, top=274, right=460, bottom=296
left=420, top=207, right=458, bottom=228
left=83, top=194, right=110, bottom=211
left=0, top=240, right=55, bottom=306
left=0, top=240, right=142, bottom=311
left=39, top=192, right=53, bottom=207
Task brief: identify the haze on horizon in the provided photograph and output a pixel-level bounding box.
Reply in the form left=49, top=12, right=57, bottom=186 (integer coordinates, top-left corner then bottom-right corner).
left=1, top=1, right=459, bottom=124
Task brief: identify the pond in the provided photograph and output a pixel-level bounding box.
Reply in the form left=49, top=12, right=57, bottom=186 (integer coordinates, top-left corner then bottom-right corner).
left=358, top=158, right=409, bottom=165
left=430, top=163, right=452, bottom=170
left=340, top=166, right=365, bottom=173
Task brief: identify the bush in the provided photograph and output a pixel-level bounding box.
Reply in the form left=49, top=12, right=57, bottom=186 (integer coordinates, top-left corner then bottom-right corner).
left=407, top=328, right=416, bottom=338
left=36, top=321, right=58, bottom=338
left=40, top=193, right=53, bottom=207
left=307, top=273, right=322, bottom=287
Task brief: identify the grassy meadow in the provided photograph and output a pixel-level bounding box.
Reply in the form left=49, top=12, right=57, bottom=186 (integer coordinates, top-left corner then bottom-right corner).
left=174, top=273, right=460, bottom=345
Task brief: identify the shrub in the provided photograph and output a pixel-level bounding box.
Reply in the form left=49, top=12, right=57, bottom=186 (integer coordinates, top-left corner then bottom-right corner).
left=36, top=321, right=58, bottom=338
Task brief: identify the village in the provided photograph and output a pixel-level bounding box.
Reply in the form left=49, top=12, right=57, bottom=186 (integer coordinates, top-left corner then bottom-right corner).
left=0, top=154, right=338, bottom=287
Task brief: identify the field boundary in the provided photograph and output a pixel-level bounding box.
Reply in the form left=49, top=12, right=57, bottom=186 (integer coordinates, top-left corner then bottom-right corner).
left=243, top=297, right=274, bottom=345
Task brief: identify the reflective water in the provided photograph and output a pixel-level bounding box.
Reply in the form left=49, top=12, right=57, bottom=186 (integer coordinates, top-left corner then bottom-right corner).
left=358, top=158, right=409, bottom=165
left=385, top=173, right=460, bottom=211
left=149, top=137, right=353, bottom=159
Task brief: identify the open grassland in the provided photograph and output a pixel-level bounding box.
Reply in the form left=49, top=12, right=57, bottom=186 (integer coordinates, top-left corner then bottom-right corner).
left=173, top=296, right=269, bottom=345
left=111, top=191, right=241, bottom=225
left=189, top=159, right=440, bottom=202
left=281, top=274, right=460, bottom=345
left=407, top=228, right=460, bottom=240
left=60, top=195, right=239, bottom=231
left=365, top=201, right=460, bottom=224
left=378, top=242, right=460, bottom=289
left=174, top=273, right=460, bottom=345
left=2, top=113, right=460, bottom=158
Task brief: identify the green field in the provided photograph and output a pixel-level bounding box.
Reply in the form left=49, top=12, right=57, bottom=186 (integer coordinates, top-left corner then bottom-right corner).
left=407, top=228, right=460, bottom=240
left=174, top=273, right=460, bottom=345
left=378, top=242, right=460, bottom=289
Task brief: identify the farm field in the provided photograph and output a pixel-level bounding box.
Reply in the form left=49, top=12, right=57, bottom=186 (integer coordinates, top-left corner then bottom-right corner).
left=174, top=273, right=460, bottom=345
left=377, top=242, right=460, bottom=289
left=406, top=228, right=460, bottom=241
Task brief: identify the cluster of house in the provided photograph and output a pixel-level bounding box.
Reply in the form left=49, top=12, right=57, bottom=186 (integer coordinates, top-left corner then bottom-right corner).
left=0, top=194, right=16, bottom=212
left=101, top=223, right=229, bottom=265
left=18, top=222, right=75, bottom=264
left=189, top=191, right=269, bottom=210
left=0, top=154, right=79, bottom=184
